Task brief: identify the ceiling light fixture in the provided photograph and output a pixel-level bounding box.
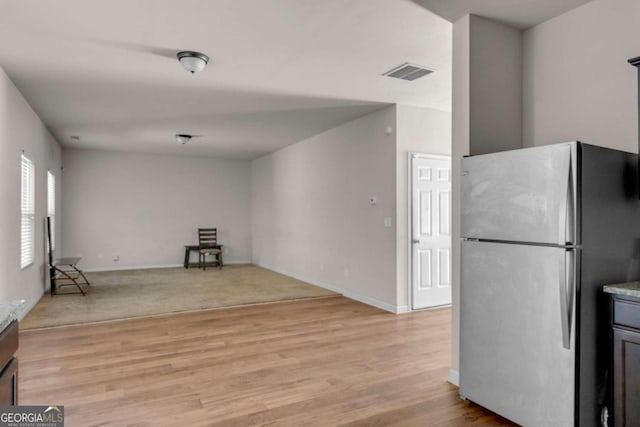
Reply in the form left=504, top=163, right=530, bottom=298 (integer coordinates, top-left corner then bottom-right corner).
left=177, top=51, right=209, bottom=74
left=175, top=134, right=192, bottom=144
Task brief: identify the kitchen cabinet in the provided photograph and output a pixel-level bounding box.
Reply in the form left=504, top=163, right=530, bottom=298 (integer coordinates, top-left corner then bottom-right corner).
left=0, top=320, right=18, bottom=405
left=606, top=284, right=640, bottom=427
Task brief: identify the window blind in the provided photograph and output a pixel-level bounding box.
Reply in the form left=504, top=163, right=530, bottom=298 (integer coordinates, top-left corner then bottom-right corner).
left=47, top=171, right=55, bottom=250
left=21, top=154, right=35, bottom=269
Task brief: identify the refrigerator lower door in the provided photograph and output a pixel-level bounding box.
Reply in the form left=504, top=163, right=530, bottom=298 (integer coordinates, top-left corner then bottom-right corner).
left=460, top=240, right=576, bottom=426
left=461, top=142, right=576, bottom=245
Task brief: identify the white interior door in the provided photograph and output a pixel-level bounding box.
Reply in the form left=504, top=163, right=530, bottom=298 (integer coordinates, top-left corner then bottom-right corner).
left=411, top=154, right=452, bottom=309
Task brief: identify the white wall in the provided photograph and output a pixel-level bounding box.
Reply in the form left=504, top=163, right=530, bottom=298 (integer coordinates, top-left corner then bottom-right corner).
left=251, top=106, right=399, bottom=312
left=395, top=104, right=451, bottom=309
left=523, top=0, right=639, bottom=151
left=0, top=67, right=62, bottom=313
left=451, top=15, right=523, bottom=383
left=62, top=149, right=251, bottom=270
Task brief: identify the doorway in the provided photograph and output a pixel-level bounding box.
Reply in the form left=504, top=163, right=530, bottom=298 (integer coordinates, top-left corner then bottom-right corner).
left=410, top=153, right=452, bottom=310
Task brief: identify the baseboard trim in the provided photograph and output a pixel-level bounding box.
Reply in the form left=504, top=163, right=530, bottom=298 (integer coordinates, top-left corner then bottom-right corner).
left=256, top=263, right=402, bottom=314
left=396, top=305, right=410, bottom=314
left=19, top=290, right=44, bottom=321
left=83, top=260, right=252, bottom=273
left=449, top=369, right=459, bottom=386
left=84, top=264, right=183, bottom=272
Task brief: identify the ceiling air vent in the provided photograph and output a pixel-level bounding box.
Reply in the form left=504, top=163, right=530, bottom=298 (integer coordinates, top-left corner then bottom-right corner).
left=383, top=63, right=433, bottom=81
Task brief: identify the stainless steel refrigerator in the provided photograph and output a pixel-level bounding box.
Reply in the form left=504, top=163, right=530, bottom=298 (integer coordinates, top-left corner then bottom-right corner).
left=460, top=142, right=640, bottom=426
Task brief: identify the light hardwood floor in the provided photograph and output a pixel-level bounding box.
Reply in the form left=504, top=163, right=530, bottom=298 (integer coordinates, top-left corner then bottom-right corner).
left=18, top=296, right=514, bottom=426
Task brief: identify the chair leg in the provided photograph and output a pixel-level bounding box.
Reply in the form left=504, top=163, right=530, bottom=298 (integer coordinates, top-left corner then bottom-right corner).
left=218, top=252, right=223, bottom=270
left=51, top=267, right=87, bottom=296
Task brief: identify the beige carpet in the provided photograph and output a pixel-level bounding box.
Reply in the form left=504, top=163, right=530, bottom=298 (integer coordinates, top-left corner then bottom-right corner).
left=21, top=264, right=337, bottom=330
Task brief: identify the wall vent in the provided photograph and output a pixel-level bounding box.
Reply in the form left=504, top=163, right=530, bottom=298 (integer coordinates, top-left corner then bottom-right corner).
left=383, top=63, right=433, bottom=81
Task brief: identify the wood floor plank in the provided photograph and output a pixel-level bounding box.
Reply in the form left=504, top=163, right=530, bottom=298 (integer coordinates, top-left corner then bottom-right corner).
left=18, top=297, right=514, bottom=426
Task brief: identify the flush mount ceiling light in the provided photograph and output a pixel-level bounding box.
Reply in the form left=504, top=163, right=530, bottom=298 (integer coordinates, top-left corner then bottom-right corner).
left=175, top=134, right=192, bottom=144
left=177, top=51, right=209, bottom=74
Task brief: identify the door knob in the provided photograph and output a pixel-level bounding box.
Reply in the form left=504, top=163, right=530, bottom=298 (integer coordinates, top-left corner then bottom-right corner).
left=412, top=239, right=420, bottom=244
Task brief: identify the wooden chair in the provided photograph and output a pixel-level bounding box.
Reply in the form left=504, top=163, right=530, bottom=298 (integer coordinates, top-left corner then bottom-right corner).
left=198, top=228, right=223, bottom=270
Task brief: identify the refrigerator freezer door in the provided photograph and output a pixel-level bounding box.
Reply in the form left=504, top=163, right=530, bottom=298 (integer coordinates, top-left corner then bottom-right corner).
left=461, top=143, right=575, bottom=245
left=460, top=240, right=576, bottom=426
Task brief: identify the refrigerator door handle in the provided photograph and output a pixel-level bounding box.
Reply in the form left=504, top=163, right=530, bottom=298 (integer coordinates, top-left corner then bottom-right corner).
left=558, top=249, right=575, bottom=350
left=557, top=147, right=574, bottom=246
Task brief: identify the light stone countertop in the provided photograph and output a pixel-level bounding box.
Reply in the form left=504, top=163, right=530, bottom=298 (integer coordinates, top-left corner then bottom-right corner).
left=0, top=300, right=26, bottom=332
left=603, top=282, right=640, bottom=299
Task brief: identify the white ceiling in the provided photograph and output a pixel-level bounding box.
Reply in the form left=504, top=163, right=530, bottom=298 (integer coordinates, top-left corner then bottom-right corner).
left=0, top=1, right=594, bottom=159
left=0, top=0, right=452, bottom=160
left=413, top=0, right=593, bottom=30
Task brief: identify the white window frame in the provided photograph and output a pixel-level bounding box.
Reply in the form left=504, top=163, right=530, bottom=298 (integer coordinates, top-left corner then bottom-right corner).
left=47, top=171, right=55, bottom=251
left=21, top=154, right=35, bottom=269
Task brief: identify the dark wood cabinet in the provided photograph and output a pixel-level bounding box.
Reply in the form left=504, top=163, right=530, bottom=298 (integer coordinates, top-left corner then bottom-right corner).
left=0, top=320, right=18, bottom=406
left=611, top=294, right=640, bottom=427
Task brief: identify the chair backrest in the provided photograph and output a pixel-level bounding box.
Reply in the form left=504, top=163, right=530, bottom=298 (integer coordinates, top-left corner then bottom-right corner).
left=198, top=228, right=218, bottom=248
left=46, top=216, right=54, bottom=266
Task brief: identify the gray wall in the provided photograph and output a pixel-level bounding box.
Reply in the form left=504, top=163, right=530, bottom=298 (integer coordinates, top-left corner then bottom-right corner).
left=251, top=106, right=400, bottom=312
left=251, top=104, right=452, bottom=313
left=470, top=17, right=523, bottom=155
left=452, top=14, right=471, bottom=385
left=523, top=0, right=639, bottom=151
left=451, top=15, right=523, bottom=383
left=452, top=0, right=640, bottom=382
left=62, top=149, right=251, bottom=270
left=395, top=104, right=452, bottom=308
left=0, top=67, right=62, bottom=314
